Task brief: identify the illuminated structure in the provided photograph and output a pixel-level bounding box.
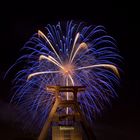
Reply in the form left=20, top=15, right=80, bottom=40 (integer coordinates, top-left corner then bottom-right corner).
left=38, top=86, right=95, bottom=140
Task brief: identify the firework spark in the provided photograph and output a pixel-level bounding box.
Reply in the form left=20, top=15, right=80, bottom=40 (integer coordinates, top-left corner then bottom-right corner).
left=8, top=21, right=122, bottom=129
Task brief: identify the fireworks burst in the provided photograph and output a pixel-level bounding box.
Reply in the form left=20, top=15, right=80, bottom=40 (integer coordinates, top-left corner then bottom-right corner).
left=7, top=21, right=122, bottom=129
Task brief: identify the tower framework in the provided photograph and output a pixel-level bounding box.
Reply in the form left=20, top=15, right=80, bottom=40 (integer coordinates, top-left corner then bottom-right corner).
left=38, top=86, right=95, bottom=140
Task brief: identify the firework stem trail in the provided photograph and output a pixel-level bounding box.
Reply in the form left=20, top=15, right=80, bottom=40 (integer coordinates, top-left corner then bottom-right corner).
left=27, top=71, right=59, bottom=80
left=38, top=30, right=62, bottom=63
left=69, top=32, right=80, bottom=62
left=66, top=76, right=69, bottom=114
left=71, top=42, right=88, bottom=63
left=39, top=55, right=63, bottom=69
left=68, top=74, right=74, bottom=86
left=76, top=64, right=120, bottom=77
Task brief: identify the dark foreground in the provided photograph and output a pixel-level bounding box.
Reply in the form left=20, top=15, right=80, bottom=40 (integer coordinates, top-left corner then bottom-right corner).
left=0, top=100, right=140, bottom=140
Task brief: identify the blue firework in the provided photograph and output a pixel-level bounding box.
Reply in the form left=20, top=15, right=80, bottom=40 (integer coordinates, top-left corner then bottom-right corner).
left=9, top=21, right=122, bottom=129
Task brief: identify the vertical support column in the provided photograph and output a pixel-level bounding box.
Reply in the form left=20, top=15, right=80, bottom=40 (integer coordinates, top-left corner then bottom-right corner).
left=38, top=91, right=59, bottom=140
left=74, top=102, right=95, bottom=140
left=38, top=86, right=95, bottom=140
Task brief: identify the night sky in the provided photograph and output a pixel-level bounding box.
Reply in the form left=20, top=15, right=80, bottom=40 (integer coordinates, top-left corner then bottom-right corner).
left=0, top=1, right=139, bottom=140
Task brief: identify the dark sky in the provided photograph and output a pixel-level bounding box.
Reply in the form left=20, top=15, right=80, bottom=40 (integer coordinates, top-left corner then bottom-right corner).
left=0, top=1, right=139, bottom=140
